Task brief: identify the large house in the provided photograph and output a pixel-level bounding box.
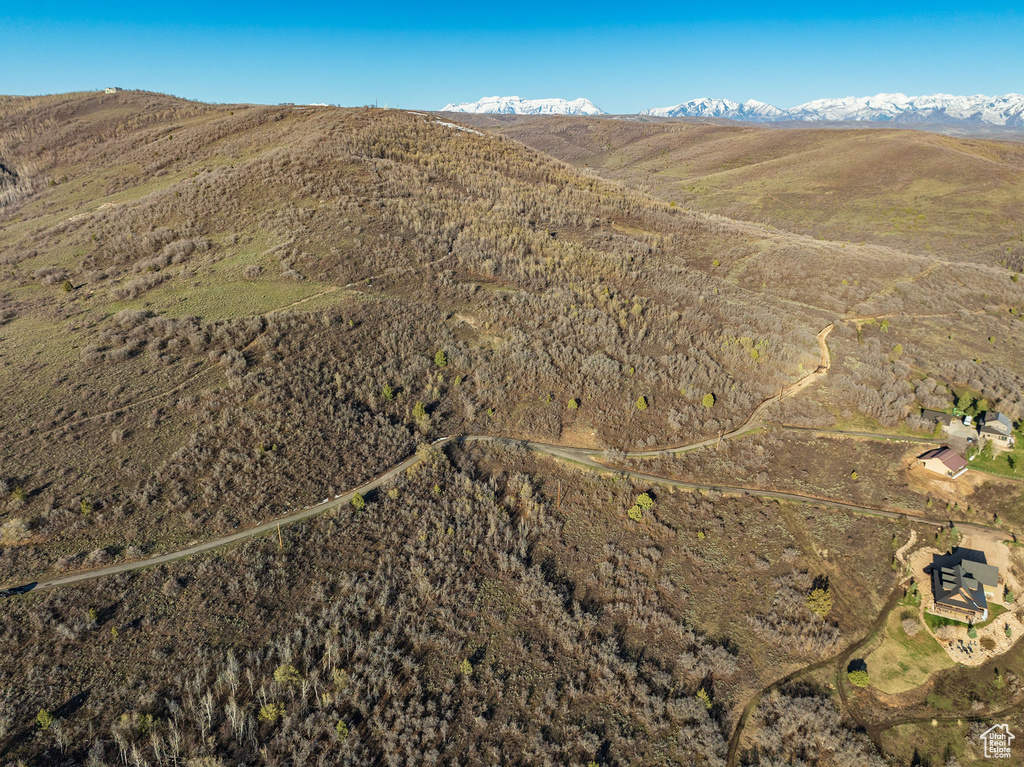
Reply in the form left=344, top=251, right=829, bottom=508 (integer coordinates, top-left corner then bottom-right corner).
left=930, top=552, right=1000, bottom=622
left=918, top=447, right=968, bottom=478
left=980, top=411, right=1015, bottom=450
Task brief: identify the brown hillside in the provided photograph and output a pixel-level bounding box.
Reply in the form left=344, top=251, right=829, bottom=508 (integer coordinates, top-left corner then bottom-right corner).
left=2, top=92, right=1022, bottom=582
left=467, top=115, right=1024, bottom=266
left=1, top=92, right=1023, bottom=767
left=0, top=92, right=831, bottom=575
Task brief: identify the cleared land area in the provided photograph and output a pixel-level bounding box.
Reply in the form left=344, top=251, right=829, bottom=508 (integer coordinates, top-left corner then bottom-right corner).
left=863, top=607, right=954, bottom=694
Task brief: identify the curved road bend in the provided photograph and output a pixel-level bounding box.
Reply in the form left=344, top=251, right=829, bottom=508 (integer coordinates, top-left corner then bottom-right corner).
left=729, top=540, right=1019, bottom=765
left=12, top=439, right=1013, bottom=762
left=626, top=324, right=834, bottom=458
left=725, top=581, right=909, bottom=767
left=6, top=314, right=1012, bottom=758
left=10, top=325, right=834, bottom=593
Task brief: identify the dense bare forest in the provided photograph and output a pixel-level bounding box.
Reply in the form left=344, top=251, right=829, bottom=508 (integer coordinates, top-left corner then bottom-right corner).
left=0, top=441, right=908, bottom=766
left=1, top=92, right=1023, bottom=765
left=0, top=449, right=729, bottom=765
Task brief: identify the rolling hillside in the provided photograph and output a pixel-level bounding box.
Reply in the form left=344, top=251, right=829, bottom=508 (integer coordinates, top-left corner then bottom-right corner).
left=0, top=94, right=769, bottom=575
left=1, top=92, right=1023, bottom=767
left=2, top=90, right=1022, bottom=572
left=470, top=115, right=1024, bottom=266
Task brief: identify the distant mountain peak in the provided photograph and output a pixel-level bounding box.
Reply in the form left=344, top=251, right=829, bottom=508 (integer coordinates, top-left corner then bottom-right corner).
left=641, top=98, right=784, bottom=121
left=440, top=96, right=605, bottom=116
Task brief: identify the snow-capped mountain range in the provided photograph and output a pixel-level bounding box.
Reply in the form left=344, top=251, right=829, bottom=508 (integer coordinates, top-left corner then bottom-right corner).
left=644, top=93, right=1024, bottom=126
left=641, top=98, right=786, bottom=121
left=441, top=93, right=1024, bottom=127
left=442, top=96, right=604, bottom=116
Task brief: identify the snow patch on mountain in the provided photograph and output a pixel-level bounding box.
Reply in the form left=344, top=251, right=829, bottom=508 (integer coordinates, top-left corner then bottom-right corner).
left=440, top=93, right=1024, bottom=126
left=434, top=120, right=483, bottom=136
left=788, top=93, right=1024, bottom=125
left=440, top=96, right=605, bottom=116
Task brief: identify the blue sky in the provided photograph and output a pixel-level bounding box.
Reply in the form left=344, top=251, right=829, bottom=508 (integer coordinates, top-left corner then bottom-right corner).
left=4, top=2, right=1022, bottom=111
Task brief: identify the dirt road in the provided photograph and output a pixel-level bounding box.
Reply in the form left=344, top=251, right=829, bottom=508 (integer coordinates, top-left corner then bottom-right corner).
left=25, top=451, right=429, bottom=593
left=5, top=320, right=1017, bottom=766
left=726, top=581, right=909, bottom=766
left=16, top=431, right=1004, bottom=596
left=9, top=323, right=1008, bottom=596
left=775, top=424, right=940, bottom=444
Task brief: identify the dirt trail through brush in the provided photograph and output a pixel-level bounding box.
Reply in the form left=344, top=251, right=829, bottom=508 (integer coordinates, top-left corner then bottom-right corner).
left=6, top=363, right=220, bottom=449
left=844, top=309, right=987, bottom=325
left=626, top=324, right=832, bottom=457
left=11, top=321, right=1004, bottom=597
left=6, top=254, right=457, bottom=450
left=16, top=321, right=1011, bottom=596
left=725, top=581, right=909, bottom=766
left=269, top=253, right=454, bottom=314
left=894, top=529, right=918, bottom=569
left=7, top=319, right=1017, bottom=765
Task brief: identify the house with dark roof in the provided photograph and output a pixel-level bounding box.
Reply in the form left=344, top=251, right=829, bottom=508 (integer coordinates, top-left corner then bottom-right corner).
left=917, top=447, right=968, bottom=479
left=929, top=551, right=1000, bottom=622
left=921, top=409, right=956, bottom=430
left=980, top=411, right=1015, bottom=451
